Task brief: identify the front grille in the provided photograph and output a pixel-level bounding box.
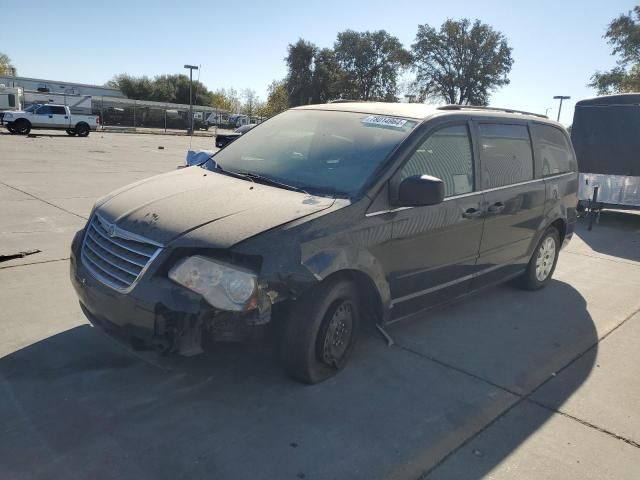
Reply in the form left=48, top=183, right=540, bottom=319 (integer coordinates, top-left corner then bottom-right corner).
left=81, top=214, right=162, bottom=291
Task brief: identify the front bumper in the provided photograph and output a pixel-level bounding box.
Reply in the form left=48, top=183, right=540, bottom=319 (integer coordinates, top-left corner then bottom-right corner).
left=69, top=228, right=269, bottom=353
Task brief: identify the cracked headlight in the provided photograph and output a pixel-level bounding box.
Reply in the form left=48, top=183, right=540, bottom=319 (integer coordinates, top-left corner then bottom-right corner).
left=169, top=255, right=257, bottom=311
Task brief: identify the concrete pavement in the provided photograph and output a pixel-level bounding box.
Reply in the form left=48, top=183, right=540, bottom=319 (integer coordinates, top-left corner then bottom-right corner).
left=1, top=131, right=639, bottom=479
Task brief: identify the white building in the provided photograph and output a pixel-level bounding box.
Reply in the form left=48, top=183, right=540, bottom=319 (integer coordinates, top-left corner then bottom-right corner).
left=0, top=75, right=124, bottom=98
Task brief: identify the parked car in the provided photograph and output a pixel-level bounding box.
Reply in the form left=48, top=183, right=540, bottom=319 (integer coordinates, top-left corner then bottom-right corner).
left=70, top=102, right=577, bottom=384
left=2, top=103, right=99, bottom=136
left=215, top=124, right=256, bottom=148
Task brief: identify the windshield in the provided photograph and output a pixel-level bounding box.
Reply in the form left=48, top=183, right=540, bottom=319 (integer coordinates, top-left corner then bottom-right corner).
left=213, top=109, right=418, bottom=197
left=25, top=104, right=40, bottom=112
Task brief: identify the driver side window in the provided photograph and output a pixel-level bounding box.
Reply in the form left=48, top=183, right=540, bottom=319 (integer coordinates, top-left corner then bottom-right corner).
left=400, top=124, right=474, bottom=197
left=36, top=106, right=51, bottom=115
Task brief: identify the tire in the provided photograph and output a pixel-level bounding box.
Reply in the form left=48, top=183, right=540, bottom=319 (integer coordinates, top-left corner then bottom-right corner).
left=7, top=124, right=16, bottom=134
left=279, top=278, right=360, bottom=384
left=14, top=119, right=31, bottom=135
left=75, top=123, right=90, bottom=137
left=66, top=129, right=77, bottom=136
left=517, top=226, right=560, bottom=290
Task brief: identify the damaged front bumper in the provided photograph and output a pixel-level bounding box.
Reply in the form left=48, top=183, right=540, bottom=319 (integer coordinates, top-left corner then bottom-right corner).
left=69, top=229, right=276, bottom=356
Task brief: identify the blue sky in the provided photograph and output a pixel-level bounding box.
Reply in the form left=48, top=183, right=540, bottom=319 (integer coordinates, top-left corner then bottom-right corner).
left=3, top=0, right=635, bottom=124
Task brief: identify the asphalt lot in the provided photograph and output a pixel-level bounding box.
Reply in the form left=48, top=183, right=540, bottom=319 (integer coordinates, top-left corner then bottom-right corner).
left=1, top=130, right=639, bottom=479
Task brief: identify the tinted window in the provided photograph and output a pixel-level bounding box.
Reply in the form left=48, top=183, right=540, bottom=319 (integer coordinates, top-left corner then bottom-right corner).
left=214, top=110, right=418, bottom=197
left=531, top=124, right=574, bottom=177
left=479, top=124, right=533, bottom=188
left=51, top=106, right=67, bottom=115
left=36, top=106, right=51, bottom=115
left=8, top=94, right=15, bottom=107
left=401, top=124, right=473, bottom=197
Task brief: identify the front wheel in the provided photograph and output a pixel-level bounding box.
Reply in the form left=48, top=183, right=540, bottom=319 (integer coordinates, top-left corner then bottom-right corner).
left=279, top=278, right=360, bottom=384
left=14, top=119, right=31, bottom=135
left=7, top=124, right=16, bottom=134
left=517, top=226, right=560, bottom=290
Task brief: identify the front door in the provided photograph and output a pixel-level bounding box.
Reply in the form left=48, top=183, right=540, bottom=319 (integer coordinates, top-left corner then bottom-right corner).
left=473, top=122, right=546, bottom=286
left=383, top=123, right=485, bottom=321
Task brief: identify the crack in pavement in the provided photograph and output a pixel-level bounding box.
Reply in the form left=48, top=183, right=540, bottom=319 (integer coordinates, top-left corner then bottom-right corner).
left=0, top=257, right=70, bottom=270
left=409, top=305, right=640, bottom=479
left=0, top=181, right=88, bottom=220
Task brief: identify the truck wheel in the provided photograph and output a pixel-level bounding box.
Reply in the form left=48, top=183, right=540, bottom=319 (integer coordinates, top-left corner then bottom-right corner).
left=7, top=125, right=16, bottom=134
left=279, top=278, right=360, bottom=384
left=517, top=226, right=560, bottom=290
left=75, top=123, right=90, bottom=137
left=66, top=129, right=77, bottom=136
left=14, top=119, right=31, bottom=135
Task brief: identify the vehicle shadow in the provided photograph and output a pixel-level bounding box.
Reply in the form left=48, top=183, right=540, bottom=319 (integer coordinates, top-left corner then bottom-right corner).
left=0, top=281, right=596, bottom=480
left=575, top=210, right=640, bottom=262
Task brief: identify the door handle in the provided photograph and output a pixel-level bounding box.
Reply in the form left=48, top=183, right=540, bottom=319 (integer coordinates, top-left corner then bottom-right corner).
left=462, top=207, right=484, bottom=219
left=48, top=115, right=53, bottom=118
left=488, top=202, right=505, bottom=214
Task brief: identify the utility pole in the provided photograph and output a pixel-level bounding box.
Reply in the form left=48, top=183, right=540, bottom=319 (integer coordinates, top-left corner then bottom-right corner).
left=184, top=64, right=198, bottom=134
left=553, top=96, right=570, bottom=122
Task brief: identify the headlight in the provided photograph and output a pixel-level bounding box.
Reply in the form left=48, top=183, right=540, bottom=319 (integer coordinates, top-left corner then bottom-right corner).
left=168, top=255, right=257, bottom=311
left=4, top=113, right=12, bottom=118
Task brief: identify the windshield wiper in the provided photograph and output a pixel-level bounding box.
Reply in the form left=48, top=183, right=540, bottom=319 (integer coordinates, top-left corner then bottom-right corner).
left=232, top=171, right=310, bottom=195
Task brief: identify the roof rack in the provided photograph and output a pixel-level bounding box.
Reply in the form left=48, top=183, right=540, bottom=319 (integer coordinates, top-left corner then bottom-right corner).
left=437, top=104, right=548, bottom=119
left=327, top=99, right=364, bottom=104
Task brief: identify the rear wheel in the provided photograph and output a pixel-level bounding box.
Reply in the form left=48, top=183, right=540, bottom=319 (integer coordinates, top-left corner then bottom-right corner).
left=75, top=123, right=90, bottom=137
left=279, top=278, right=360, bottom=384
left=517, top=226, right=560, bottom=290
left=14, top=119, right=31, bottom=135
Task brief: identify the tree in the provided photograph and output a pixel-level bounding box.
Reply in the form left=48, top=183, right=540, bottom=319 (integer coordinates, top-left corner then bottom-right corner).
left=0, top=52, right=16, bottom=76
left=411, top=19, right=514, bottom=105
left=285, top=39, right=317, bottom=106
left=589, top=6, right=640, bottom=94
left=107, top=73, right=214, bottom=105
left=241, top=88, right=261, bottom=117
left=311, top=48, right=342, bottom=103
left=334, top=30, right=411, bottom=101
left=259, top=80, right=289, bottom=117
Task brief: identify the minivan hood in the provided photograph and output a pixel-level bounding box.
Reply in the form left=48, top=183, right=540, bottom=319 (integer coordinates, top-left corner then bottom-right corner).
left=96, top=167, right=335, bottom=247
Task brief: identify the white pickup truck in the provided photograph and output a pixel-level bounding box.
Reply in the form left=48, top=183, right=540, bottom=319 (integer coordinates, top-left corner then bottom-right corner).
left=2, top=104, right=99, bottom=136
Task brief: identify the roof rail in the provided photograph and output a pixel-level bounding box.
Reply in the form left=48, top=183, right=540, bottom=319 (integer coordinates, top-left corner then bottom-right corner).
left=437, top=104, right=548, bottom=119
left=327, top=99, right=363, bottom=104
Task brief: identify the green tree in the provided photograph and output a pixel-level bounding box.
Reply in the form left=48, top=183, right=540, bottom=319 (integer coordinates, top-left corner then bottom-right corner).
left=334, top=30, right=411, bottom=101
left=285, top=39, right=317, bottom=106
left=311, top=48, right=342, bottom=103
left=411, top=19, right=513, bottom=105
left=107, top=73, right=214, bottom=105
left=0, top=52, right=16, bottom=76
left=259, top=80, right=289, bottom=117
left=589, top=6, right=640, bottom=94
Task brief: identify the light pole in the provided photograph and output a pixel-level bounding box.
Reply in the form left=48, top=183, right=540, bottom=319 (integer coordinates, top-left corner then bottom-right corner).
left=184, top=64, right=198, bottom=134
left=553, top=95, right=570, bottom=122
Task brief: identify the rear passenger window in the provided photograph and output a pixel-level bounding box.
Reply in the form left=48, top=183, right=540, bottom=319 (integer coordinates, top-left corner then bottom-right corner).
left=51, top=106, right=67, bottom=115
left=531, top=124, right=574, bottom=177
left=400, top=124, right=473, bottom=197
left=478, top=124, right=533, bottom=188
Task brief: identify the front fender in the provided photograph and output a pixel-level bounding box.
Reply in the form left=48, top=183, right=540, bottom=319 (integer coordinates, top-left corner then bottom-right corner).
left=301, top=245, right=392, bottom=322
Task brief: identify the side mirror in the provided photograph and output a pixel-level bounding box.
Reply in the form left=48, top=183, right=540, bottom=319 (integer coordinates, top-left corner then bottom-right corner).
left=396, top=175, right=445, bottom=207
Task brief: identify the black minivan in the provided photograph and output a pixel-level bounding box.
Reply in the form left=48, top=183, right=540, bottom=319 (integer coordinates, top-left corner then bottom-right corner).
left=70, top=102, right=578, bottom=384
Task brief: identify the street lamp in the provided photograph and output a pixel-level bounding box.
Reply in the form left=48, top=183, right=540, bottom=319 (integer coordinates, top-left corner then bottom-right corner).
left=184, top=64, right=199, bottom=134
left=553, top=95, right=570, bottom=122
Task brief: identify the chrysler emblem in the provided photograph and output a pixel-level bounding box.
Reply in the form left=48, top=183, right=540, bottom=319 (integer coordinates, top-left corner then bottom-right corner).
left=107, top=224, right=117, bottom=237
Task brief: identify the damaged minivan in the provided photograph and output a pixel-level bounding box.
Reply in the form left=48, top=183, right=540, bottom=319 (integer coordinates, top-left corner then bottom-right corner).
left=70, top=102, right=578, bottom=384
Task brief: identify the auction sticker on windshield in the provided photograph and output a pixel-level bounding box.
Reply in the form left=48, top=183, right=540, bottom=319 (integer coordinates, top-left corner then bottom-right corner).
left=361, top=115, right=410, bottom=129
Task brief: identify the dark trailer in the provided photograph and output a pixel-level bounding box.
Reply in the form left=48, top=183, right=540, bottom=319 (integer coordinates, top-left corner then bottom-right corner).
left=571, top=93, right=640, bottom=209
